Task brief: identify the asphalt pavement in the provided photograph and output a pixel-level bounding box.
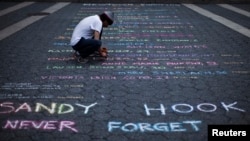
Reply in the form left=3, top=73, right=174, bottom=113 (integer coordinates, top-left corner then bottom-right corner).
left=0, top=2, right=249, bottom=141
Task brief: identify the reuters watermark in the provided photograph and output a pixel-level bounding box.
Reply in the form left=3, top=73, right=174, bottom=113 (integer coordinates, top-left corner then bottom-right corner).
left=208, top=125, right=249, bottom=140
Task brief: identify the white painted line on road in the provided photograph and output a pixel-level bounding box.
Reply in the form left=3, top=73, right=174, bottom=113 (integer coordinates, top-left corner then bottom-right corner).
left=183, top=4, right=250, bottom=38
left=218, top=4, right=250, bottom=18
left=0, top=16, right=46, bottom=41
left=0, top=2, right=35, bottom=17
left=0, top=2, right=70, bottom=41
left=42, top=2, right=70, bottom=14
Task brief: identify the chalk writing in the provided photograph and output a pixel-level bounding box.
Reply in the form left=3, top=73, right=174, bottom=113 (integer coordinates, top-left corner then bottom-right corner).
left=53, top=42, right=69, bottom=46
left=3, top=120, right=78, bottom=132
left=0, top=102, right=97, bottom=114
left=224, top=62, right=244, bottom=65
left=64, top=84, right=84, bottom=88
left=166, top=61, right=204, bottom=66
left=41, top=75, right=84, bottom=80
left=48, top=57, right=75, bottom=61
left=0, top=93, right=23, bottom=99
left=57, top=96, right=84, bottom=99
left=90, top=76, right=117, bottom=80
left=46, top=65, right=83, bottom=69
left=231, top=71, right=250, bottom=74
left=48, top=49, right=74, bottom=53
left=151, top=71, right=227, bottom=75
left=221, top=54, right=240, bottom=57
left=144, top=102, right=245, bottom=116
left=108, top=120, right=201, bottom=132
left=0, top=83, right=61, bottom=90
left=46, top=3, right=231, bottom=81
left=0, top=94, right=54, bottom=99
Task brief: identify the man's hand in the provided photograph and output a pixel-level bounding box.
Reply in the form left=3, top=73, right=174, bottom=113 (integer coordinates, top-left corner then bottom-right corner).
left=99, top=47, right=108, bottom=57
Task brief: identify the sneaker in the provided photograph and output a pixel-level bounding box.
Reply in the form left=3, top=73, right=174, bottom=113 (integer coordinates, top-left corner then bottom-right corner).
left=89, top=51, right=99, bottom=57
left=77, top=57, right=88, bottom=63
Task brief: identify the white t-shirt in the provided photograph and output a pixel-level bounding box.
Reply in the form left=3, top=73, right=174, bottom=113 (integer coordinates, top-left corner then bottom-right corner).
left=70, top=15, right=102, bottom=46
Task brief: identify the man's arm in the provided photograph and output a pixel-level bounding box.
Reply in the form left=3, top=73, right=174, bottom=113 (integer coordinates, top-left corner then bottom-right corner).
left=93, top=30, right=107, bottom=57
left=94, top=30, right=100, bottom=40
